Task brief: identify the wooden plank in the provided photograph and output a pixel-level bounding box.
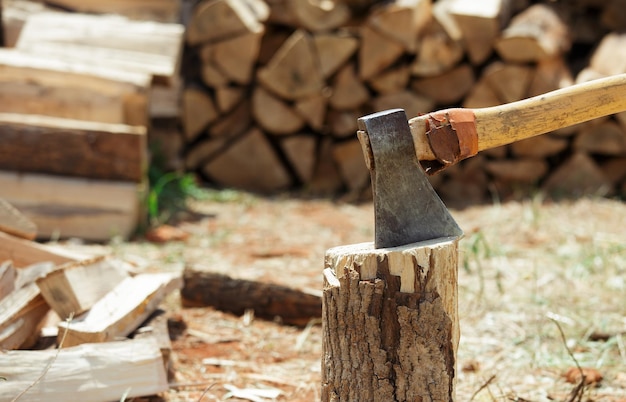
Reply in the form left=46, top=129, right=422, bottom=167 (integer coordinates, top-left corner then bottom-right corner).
left=0, top=171, right=142, bottom=241
left=36, top=256, right=130, bottom=319
left=16, top=12, right=184, bottom=85
left=0, top=113, right=146, bottom=182
left=0, top=231, right=86, bottom=268
left=0, top=197, right=37, bottom=239
left=0, top=49, right=150, bottom=126
left=0, top=337, right=169, bottom=402
left=58, top=273, right=182, bottom=348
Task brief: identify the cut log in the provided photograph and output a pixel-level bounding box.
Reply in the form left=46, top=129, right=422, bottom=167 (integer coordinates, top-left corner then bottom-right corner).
left=322, top=238, right=459, bottom=401
left=0, top=231, right=86, bottom=268
left=37, top=0, right=181, bottom=22
left=411, top=63, right=474, bottom=104
left=482, top=62, right=533, bottom=103
left=0, top=171, right=142, bottom=241
left=307, top=138, right=345, bottom=195
left=0, top=113, right=146, bottom=182
left=327, top=109, right=359, bottom=138
left=181, top=267, right=321, bottom=326
left=0, top=197, right=37, bottom=240
left=329, top=63, right=370, bottom=110
left=288, top=0, right=350, bottom=32
left=511, top=134, right=568, bottom=158
left=36, top=256, right=130, bottom=319
left=485, top=159, right=548, bottom=183
left=589, top=32, right=626, bottom=77
left=58, top=273, right=182, bottom=348
left=186, top=0, right=267, bottom=45
left=367, top=65, right=411, bottom=94
left=202, top=128, right=292, bottom=193
left=0, top=281, right=49, bottom=350
left=528, top=57, right=574, bottom=97
left=313, top=32, right=359, bottom=80
left=200, top=62, right=230, bottom=87
left=410, top=19, right=464, bottom=77
left=185, top=137, right=228, bottom=171
left=0, top=261, right=16, bottom=302
left=294, top=94, right=328, bottom=131
left=368, top=0, right=431, bottom=53
left=216, top=86, right=246, bottom=114
left=252, top=86, right=305, bottom=135
left=574, top=120, right=626, bottom=155
left=449, top=0, right=510, bottom=65
left=332, top=139, right=370, bottom=192
left=16, top=12, right=184, bottom=86
left=281, top=135, right=317, bottom=183
left=257, top=29, right=324, bottom=100
left=542, top=153, right=612, bottom=198
left=182, top=87, right=218, bottom=143
left=359, top=25, right=405, bottom=80
left=208, top=99, right=252, bottom=138
left=371, top=90, right=435, bottom=122
left=0, top=337, right=168, bottom=402
left=462, top=79, right=501, bottom=108
left=200, top=29, right=264, bottom=85
left=495, top=4, right=571, bottom=62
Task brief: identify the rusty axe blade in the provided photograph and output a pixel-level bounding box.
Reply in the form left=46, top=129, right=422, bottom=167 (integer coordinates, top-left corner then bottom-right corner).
left=357, top=109, right=463, bottom=249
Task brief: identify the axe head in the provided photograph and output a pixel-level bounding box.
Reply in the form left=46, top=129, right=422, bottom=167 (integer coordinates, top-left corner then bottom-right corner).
left=357, top=109, right=463, bottom=248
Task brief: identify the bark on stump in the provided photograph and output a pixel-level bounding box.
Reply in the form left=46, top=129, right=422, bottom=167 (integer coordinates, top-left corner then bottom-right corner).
left=321, top=237, right=460, bottom=402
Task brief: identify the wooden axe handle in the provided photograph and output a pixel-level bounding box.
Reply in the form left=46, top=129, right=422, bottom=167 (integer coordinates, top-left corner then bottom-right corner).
left=409, top=73, right=626, bottom=172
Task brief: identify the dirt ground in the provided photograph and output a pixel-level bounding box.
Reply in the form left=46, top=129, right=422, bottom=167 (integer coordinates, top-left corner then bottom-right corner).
left=113, top=192, right=626, bottom=402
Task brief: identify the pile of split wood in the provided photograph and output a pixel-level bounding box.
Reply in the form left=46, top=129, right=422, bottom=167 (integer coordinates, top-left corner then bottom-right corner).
left=0, top=0, right=184, bottom=240
left=180, top=0, right=626, bottom=204
left=0, top=199, right=180, bottom=401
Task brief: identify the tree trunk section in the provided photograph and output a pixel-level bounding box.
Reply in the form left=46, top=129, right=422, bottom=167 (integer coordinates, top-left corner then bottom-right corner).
left=322, top=238, right=460, bottom=402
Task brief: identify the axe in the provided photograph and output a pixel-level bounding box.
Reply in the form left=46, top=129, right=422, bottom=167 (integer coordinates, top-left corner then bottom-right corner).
left=357, top=73, right=626, bottom=248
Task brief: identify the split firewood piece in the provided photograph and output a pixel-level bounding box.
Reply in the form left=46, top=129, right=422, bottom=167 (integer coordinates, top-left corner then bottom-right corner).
left=327, top=109, right=359, bottom=139
left=0, top=197, right=37, bottom=240
left=34, top=0, right=181, bottom=23
left=368, top=65, right=411, bottom=94
left=36, top=256, right=130, bottom=319
left=332, top=139, right=370, bottom=192
left=371, top=90, right=435, bottom=123
left=289, top=0, right=350, bottom=32
left=252, top=87, right=305, bottom=135
left=185, top=137, right=229, bottom=171
left=482, top=62, right=533, bottom=103
left=0, top=337, right=168, bottom=402
left=258, top=29, right=324, bottom=100
left=495, top=3, right=571, bottom=63
left=0, top=261, right=17, bottom=302
left=574, top=121, right=626, bottom=155
left=199, top=29, right=264, bottom=85
left=181, top=268, right=321, bottom=326
left=485, top=159, right=548, bottom=183
left=216, top=86, right=246, bottom=114
left=543, top=153, right=612, bottom=198
left=0, top=281, right=49, bottom=349
left=182, top=87, right=218, bottom=143
left=601, top=157, right=626, bottom=187
left=511, top=135, right=569, bottom=158
left=208, top=99, right=252, bottom=138
left=329, top=63, right=370, bottom=110
left=448, top=0, right=511, bottom=65
left=281, top=134, right=317, bottom=183
left=359, top=25, right=405, bottom=80
left=322, top=238, right=460, bottom=401
left=410, top=18, right=464, bottom=77
left=294, top=94, right=328, bottom=131
left=1, top=0, right=52, bottom=47
left=186, top=0, right=268, bottom=45
left=200, top=62, right=230, bottom=87
left=0, top=113, right=146, bottom=183
left=588, top=32, right=626, bottom=78
left=202, top=128, right=292, bottom=193
left=0, top=49, right=150, bottom=127
left=58, top=272, right=182, bottom=348
left=313, top=32, right=359, bottom=80
left=134, top=309, right=174, bottom=373
left=462, top=79, right=501, bottom=108
left=0, top=171, right=141, bottom=241
left=411, top=63, right=475, bottom=104
left=308, top=138, right=345, bottom=196
left=0, top=231, right=86, bottom=268
left=368, top=0, right=431, bottom=53
left=528, top=57, right=573, bottom=97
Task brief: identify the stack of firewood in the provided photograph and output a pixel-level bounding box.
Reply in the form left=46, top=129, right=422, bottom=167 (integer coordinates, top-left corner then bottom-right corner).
left=180, top=0, right=626, bottom=204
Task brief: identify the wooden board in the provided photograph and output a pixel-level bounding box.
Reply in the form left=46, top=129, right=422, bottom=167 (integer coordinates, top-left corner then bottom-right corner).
left=0, top=337, right=169, bottom=402
left=57, top=273, right=182, bottom=347
left=0, top=113, right=146, bottom=182
left=36, top=256, right=130, bottom=319
left=0, top=49, right=150, bottom=126
left=16, top=12, right=184, bottom=85
left=0, top=171, right=143, bottom=241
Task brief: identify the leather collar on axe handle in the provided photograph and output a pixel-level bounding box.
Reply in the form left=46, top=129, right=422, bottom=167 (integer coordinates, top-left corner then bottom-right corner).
left=409, top=73, right=626, bottom=174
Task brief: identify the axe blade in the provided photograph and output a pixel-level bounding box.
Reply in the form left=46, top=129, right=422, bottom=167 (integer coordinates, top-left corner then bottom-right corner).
left=358, top=109, right=463, bottom=248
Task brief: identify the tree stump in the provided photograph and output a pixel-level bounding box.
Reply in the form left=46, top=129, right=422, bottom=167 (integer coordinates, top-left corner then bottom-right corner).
left=321, top=237, right=460, bottom=401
